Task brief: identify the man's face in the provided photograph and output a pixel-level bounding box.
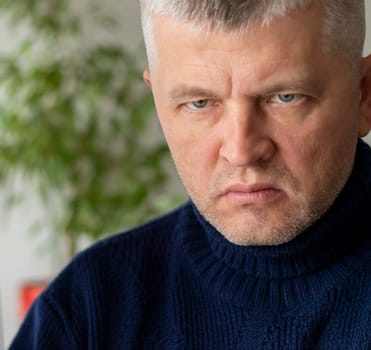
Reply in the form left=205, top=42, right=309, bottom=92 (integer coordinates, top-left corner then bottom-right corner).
left=145, top=3, right=369, bottom=245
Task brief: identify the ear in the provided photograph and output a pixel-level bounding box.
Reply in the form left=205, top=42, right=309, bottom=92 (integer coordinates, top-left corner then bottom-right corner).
left=359, top=54, right=371, bottom=137
left=143, top=69, right=152, bottom=89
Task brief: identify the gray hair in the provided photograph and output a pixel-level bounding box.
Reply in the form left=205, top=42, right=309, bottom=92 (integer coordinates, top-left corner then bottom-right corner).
left=139, top=0, right=365, bottom=70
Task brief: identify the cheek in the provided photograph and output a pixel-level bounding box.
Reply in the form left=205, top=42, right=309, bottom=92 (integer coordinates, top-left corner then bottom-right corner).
left=171, top=132, right=214, bottom=168
left=280, top=113, right=357, bottom=198
left=274, top=119, right=331, bottom=184
left=163, top=125, right=219, bottom=187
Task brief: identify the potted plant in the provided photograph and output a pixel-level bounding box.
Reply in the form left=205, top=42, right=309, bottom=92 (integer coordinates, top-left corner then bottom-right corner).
left=0, top=0, right=182, bottom=264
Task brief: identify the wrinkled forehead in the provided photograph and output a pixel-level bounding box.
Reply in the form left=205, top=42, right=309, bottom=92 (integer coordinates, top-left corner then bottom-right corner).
left=147, top=1, right=324, bottom=54
left=150, top=1, right=324, bottom=55
left=146, top=0, right=361, bottom=74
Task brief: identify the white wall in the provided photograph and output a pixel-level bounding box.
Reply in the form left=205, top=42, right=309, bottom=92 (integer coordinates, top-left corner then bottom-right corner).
left=1, top=2, right=371, bottom=348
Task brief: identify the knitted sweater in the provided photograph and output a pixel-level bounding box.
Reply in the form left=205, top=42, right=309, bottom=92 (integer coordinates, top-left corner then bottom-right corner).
left=10, top=141, right=371, bottom=349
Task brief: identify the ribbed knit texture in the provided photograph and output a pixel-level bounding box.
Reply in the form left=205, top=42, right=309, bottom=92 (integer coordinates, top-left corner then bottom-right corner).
left=10, top=140, right=371, bottom=349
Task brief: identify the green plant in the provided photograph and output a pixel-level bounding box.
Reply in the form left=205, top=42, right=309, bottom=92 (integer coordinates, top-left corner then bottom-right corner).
left=0, top=0, right=182, bottom=259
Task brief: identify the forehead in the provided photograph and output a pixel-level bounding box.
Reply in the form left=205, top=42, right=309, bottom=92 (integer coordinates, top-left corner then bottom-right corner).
left=150, top=3, right=338, bottom=89
left=150, top=1, right=328, bottom=72
left=148, top=1, right=358, bottom=104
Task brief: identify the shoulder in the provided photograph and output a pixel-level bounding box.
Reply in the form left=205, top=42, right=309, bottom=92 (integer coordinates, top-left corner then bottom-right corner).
left=46, top=202, right=190, bottom=295
left=80, top=201, right=188, bottom=263
left=10, top=203, right=193, bottom=348
left=19, top=203, right=192, bottom=347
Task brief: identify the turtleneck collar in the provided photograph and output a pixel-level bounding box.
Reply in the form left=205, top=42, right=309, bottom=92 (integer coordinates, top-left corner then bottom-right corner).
left=178, top=139, right=371, bottom=311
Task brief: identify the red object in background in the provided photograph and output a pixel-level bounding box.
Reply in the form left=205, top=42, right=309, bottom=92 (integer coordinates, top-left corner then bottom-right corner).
left=19, top=282, right=46, bottom=319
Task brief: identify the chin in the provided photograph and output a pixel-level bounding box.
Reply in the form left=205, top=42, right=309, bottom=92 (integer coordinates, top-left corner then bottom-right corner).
left=221, top=229, right=300, bottom=247
left=214, top=213, right=318, bottom=247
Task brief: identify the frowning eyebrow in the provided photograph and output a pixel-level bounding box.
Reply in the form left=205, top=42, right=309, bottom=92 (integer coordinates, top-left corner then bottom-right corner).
left=168, top=78, right=324, bottom=103
left=257, top=78, right=324, bottom=97
left=168, top=85, right=221, bottom=102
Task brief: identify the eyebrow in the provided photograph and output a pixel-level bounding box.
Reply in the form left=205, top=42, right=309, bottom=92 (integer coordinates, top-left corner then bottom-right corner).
left=257, top=78, right=324, bottom=97
left=168, top=85, right=221, bottom=102
left=167, top=77, right=324, bottom=103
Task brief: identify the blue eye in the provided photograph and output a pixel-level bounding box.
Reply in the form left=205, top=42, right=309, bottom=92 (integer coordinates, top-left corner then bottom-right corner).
left=187, top=99, right=210, bottom=109
left=277, top=94, right=296, bottom=103
left=271, top=94, right=301, bottom=104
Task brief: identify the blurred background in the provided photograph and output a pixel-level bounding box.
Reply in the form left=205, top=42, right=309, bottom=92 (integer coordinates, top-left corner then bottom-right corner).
left=0, top=0, right=186, bottom=347
left=0, top=1, right=370, bottom=347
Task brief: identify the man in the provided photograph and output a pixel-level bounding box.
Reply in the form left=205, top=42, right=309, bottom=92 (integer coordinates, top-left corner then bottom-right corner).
left=10, top=0, right=371, bottom=349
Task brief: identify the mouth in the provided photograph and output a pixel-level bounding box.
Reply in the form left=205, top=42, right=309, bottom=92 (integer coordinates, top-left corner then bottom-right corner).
left=222, top=183, right=283, bottom=205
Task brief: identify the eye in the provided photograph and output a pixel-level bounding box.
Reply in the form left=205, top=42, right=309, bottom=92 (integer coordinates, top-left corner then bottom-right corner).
left=186, top=99, right=210, bottom=110
left=270, top=94, right=302, bottom=104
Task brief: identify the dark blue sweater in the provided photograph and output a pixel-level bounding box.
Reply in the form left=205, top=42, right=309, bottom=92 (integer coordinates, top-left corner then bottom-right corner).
left=10, top=141, right=371, bottom=349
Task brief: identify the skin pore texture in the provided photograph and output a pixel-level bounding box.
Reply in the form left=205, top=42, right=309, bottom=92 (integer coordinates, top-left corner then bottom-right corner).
left=144, top=1, right=371, bottom=246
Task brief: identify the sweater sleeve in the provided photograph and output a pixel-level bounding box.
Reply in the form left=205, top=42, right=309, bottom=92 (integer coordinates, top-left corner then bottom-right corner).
left=8, top=292, right=78, bottom=350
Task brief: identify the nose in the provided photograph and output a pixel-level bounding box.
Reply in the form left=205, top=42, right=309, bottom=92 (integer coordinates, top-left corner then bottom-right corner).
left=219, top=104, right=275, bottom=167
